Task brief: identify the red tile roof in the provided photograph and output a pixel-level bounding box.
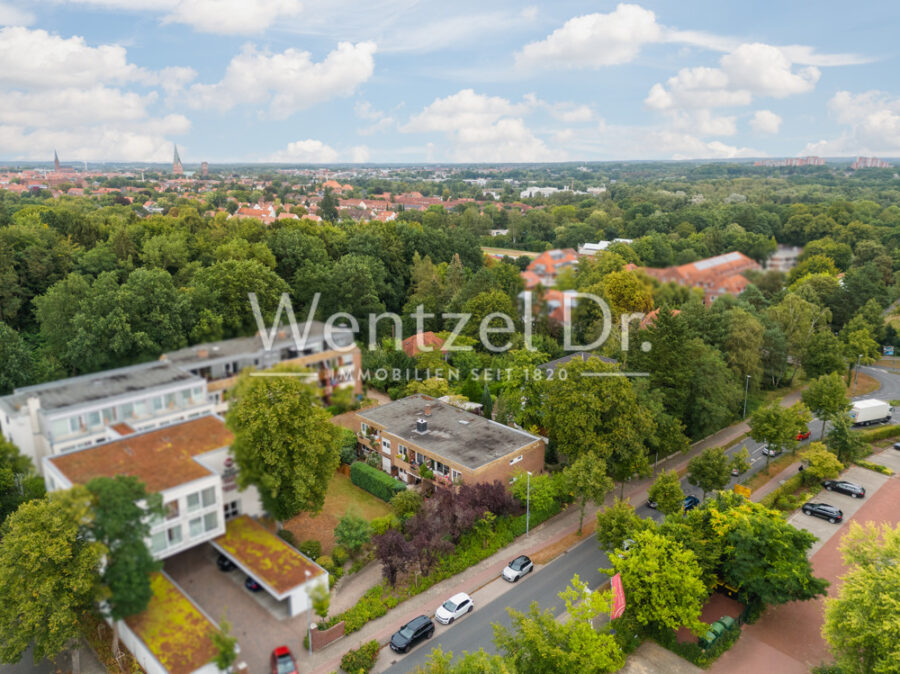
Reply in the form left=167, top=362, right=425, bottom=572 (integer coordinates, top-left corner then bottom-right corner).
left=49, top=416, right=233, bottom=493
left=402, top=331, right=446, bottom=357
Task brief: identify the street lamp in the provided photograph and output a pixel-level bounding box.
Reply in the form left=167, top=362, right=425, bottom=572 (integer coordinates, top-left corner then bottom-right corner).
left=526, top=471, right=531, bottom=536
left=854, top=353, right=862, bottom=392
left=742, top=374, right=751, bottom=419
left=305, top=570, right=312, bottom=657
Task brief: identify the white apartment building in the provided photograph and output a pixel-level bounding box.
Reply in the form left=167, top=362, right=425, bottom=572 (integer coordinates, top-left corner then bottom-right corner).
left=0, top=361, right=214, bottom=470
left=43, top=415, right=263, bottom=560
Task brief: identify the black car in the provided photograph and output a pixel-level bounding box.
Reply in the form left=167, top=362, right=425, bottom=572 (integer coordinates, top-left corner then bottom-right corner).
left=893, top=442, right=900, bottom=450
left=683, top=495, right=700, bottom=512
left=390, top=615, right=434, bottom=653
left=244, top=576, right=263, bottom=592
left=822, top=480, right=866, bottom=498
left=802, top=502, right=843, bottom=523
left=217, top=554, right=236, bottom=572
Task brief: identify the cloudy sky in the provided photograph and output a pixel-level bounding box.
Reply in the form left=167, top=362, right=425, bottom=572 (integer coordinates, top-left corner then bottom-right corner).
left=1, top=0, right=898, bottom=163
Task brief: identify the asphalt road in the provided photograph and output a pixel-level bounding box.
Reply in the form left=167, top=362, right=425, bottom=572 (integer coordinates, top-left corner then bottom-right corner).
left=382, top=537, right=612, bottom=673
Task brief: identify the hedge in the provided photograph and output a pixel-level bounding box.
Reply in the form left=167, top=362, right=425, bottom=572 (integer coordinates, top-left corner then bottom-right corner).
left=350, top=462, right=406, bottom=502
left=340, top=640, right=380, bottom=673
left=855, top=424, right=900, bottom=443
left=854, top=459, right=893, bottom=475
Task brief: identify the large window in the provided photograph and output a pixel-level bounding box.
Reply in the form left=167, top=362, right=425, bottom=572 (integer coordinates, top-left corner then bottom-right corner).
left=165, top=500, right=179, bottom=520
left=381, top=438, right=391, bottom=454
left=151, top=531, right=166, bottom=554
left=189, top=517, right=204, bottom=538
left=187, top=492, right=201, bottom=512
left=86, top=411, right=102, bottom=429
left=224, top=501, right=240, bottom=521
left=166, top=525, right=182, bottom=546
left=204, top=511, right=218, bottom=532
left=202, top=487, right=216, bottom=507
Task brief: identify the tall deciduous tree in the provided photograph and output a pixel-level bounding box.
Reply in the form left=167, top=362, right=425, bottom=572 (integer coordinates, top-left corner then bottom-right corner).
left=565, top=453, right=614, bottom=534
left=0, top=438, right=45, bottom=528
left=86, top=476, right=163, bottom=654
left=0, top=488, right=105, bottom=671
left=595, top=499, right=651, bottom=552
left=609, top=529, right=707, bottom=636
left=686, top=447, right=731, bottom=499
left=227, top=371, right=340, bottom=524
left=823, top=522, right=900, bottom=674
left=827, top=414, right=868, bottom=464
left=647, top=470, right=684, bottom=517
left=493, top=575, right=625, bottom=674
left=802, top=373, right=851, bottom=440
left=749, top=402, right=813, bottom=462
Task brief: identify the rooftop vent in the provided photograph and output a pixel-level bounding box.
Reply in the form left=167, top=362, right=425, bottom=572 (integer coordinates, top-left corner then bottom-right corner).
left=197, top=348, right=209, bottom=359
left=416, top=418, right=428, bottom=433
left=424, top=403, right=432, bottom=417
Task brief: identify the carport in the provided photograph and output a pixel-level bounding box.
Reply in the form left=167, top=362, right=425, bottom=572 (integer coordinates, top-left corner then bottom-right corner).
left=210, top=515, right=328, bottom=618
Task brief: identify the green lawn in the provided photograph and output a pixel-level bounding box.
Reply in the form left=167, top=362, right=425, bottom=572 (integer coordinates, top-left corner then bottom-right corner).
left=283, top=471, right=391, bottom=554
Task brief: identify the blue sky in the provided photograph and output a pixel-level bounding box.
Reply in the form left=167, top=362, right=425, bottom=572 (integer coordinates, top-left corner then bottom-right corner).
left=1, top=0, right=899, bottom=163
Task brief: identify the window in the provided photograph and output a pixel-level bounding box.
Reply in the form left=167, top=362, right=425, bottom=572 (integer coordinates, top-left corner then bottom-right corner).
left=509, top=455, right=523, bottom=466
left=224, top=501, right=240, bottom=521
left=192, top=386, right=203, bottom=400
left=180, top=390, right=191, bottom=404
left=165, top=393, right=176, bottom=409
left=118, top=403, right=134, bottom=419
left=189, top=517, right=204, bottom=538
left=398, top=445, right=408, bottom=461
left=167, top=525, right=182, bottom=546
left=204, top=511, right=218, bottom=532
left=201, top=487, right=216, bottom=507
left=360, top=422, right=369, bottom=435
left=49, top=419, right=68, bottom=438
left=69, top=417, right=81, bottom=433
left=151, top=397, right=163, bottom=412
left=151, top=531, right=166, bottom=553
left=381, top=438, right=391, bottom=454
left=165, top=500, right=179, bottom=520
left=102, top=407, right=117, bottom=423
left=86, top=411, right=101, bottom=429
left=186, top=492, right=201, bottom=512
left=451, top=469, right=462, bottom=482
left=132, top=401, right=147, bottom=418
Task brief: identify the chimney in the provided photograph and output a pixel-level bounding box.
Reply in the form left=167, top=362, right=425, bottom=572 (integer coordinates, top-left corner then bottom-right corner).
left=424, top=403, right=432, bottom=417
left=416, top=418, right=428, bottom=433
left=197, top=348, right=209, bottom=359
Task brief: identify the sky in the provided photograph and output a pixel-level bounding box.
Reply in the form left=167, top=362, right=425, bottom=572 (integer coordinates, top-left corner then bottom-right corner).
left=1, top=0, right=900, bottom=164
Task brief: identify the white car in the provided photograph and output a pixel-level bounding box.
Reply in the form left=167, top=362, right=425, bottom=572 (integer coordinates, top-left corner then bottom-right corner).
left=762, top=445, right=782, bottom=457
left=434, top=592, right=474, bottom=624
left=501, top=555, right=534, bottom=582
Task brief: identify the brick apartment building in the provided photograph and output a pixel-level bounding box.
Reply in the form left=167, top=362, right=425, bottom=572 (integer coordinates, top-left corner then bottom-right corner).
left=353, top=395, right=545, bottom=487
left=640, top=251, right=759, bottom=304
left=521, top=248, right=580, bottom=289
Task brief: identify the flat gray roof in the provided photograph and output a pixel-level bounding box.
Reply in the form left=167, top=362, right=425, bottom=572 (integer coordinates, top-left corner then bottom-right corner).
left=161, top=322, right=353, bottom=367
left=357, top=394, right=541, bottom=470
left=1, top=361, right=198, bottom=414
left=538, top=352, right=617, bottom=375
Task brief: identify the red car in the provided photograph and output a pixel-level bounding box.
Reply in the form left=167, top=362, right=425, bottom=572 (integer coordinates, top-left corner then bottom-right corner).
left=796, top=430, right=811, bottom=441
left=271, top=646, right=298, bottom=674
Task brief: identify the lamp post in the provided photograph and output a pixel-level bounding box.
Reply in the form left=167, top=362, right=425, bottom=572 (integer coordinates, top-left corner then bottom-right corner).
left=742, top=374, right=751, bottom=419
left=526, top=471, right=532, bottom=536
left=305, top=570, right=312, bottom=657
left=853, top=353, right=862, bottom=393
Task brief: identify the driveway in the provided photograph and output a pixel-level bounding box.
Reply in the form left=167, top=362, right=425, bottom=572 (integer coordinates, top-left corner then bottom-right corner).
left=165, top=545, right=312, bottom=673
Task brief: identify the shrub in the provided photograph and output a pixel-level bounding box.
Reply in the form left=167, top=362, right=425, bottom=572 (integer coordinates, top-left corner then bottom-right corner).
left=340, top=639, right=380, bottom=674
left=350, top=462, right=406, bottom=502
left=370, top=514, right=399, bottom=536
left=390, top=490, right=423, bottom=519
left=340, top=445, right=358, bottom=466
left=365, top=452, right=381, bottom=468
left=277, top=529, right=297, bottom=547
left=332, top=545, right=349, bottom=567
left=854, top=459, right=893, bottom=475
left=335, top=513, right=372, bottom=554
left=298, top=539, right=322, bottom=559
left=316, top=555, right=336, bottom=574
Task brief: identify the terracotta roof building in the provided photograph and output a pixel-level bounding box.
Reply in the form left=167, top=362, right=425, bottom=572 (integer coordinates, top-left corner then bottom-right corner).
left=640, top=251, right=759, bottom=304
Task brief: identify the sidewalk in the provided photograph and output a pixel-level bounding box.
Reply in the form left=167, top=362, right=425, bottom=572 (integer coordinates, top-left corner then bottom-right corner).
left=309, top=389, right=809, bottom=673
left=750, top=460, right=801, bottom=502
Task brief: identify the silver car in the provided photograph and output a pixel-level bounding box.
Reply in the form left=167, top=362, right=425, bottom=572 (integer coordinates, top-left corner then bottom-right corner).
left=501, top=555, right=533, bottom=582
left=434, top=592, right=473, bottom=624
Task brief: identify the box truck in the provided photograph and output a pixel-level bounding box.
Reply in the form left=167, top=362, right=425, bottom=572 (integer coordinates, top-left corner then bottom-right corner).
left=850, top=399, right=893, bottom=426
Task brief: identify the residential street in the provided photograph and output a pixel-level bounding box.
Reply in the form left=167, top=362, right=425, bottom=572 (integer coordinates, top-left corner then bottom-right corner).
left=379, top=537, right=612, bottom=673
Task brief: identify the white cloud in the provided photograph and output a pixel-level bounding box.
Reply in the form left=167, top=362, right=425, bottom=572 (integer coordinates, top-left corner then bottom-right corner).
left=354, top=100, right=394, bottom=135
left=0, top=26, right=139, bottom=88
left=803, top=90, right=900, bottom=156
left=0, top=86, right=153, bottom=127
left=189, top=41, right=376, bottom=118
left=750, top=109, right=782, bottom=134
left=163, top=0, right=302, bottom=35
left=266, top=139, right=340, bottom=163
left=0, top=2, right=34, bottom=25
left=516, top=3, right=662, bottom=69
left=350, top=145, right=370, bottom=162
left=669, top=109, right=737, bottom=136
left=646, top=130, right=759, bottom=160
left=550, top=103, right=594, bottom=123
left=402, top=89, right=561, bottom=162
left=646, top=67, right=751, bottom=110
left=721, top=43, right=819, bottom=98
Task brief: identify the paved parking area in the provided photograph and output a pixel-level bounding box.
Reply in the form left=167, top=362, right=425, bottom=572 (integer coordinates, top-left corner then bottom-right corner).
left=867, top=445, right=900, bottom=473
left=786, top=466, right=889, bottom=556
left=165, top=545, right=310, bottom=673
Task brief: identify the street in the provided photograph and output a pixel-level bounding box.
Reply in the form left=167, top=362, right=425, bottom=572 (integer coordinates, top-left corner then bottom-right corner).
left=381, top=537, right=612, bottom=673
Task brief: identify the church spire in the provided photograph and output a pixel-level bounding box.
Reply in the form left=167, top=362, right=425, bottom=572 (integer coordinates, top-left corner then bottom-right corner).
left=172, top=144, right=184, bottom=175
left=53, top=150, right=60, bottom=171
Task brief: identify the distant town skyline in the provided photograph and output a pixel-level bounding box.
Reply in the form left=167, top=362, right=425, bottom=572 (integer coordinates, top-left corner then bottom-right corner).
left=1, top=1, right=899, bottom=163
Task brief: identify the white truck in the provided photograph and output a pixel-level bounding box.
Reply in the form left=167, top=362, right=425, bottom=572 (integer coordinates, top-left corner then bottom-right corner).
left=850, top=399, right=893, bottom=426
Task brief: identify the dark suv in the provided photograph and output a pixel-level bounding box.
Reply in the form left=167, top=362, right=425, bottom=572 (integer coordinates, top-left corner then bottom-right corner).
left=390, top=615, right=435, bottom=653
left=802, top=502, right=843, bottom=523
left=683, top=495, right=700, bottom=512
left=822, top=480, right=866, bottom=498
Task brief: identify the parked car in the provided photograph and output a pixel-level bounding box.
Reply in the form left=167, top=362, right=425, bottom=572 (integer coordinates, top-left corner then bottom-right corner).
left=389, top=615, right=434, bottom=653
left=244, top=576, right=263, bottom=592
left=647, top=498, right=657, bottom=509
left=762, top=445, right=782, bottom=457
left=216, top=554, right=236, bottom=572
left=822, top=480, right=866, bottom=498
left=893, top=441, right=900, bottom=450
left=796, top=430, right=811, bottom=441
left=270, top=646, right=298, bottom=674
left=435, top=592, right=473, bottom=624
left=802, top=502, right=843, bottom=523
left=683, top=495, right=700, bottom=512
left=616, top=538, right=635, bottom=559
left=502, top=555, right=534, bottom=582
